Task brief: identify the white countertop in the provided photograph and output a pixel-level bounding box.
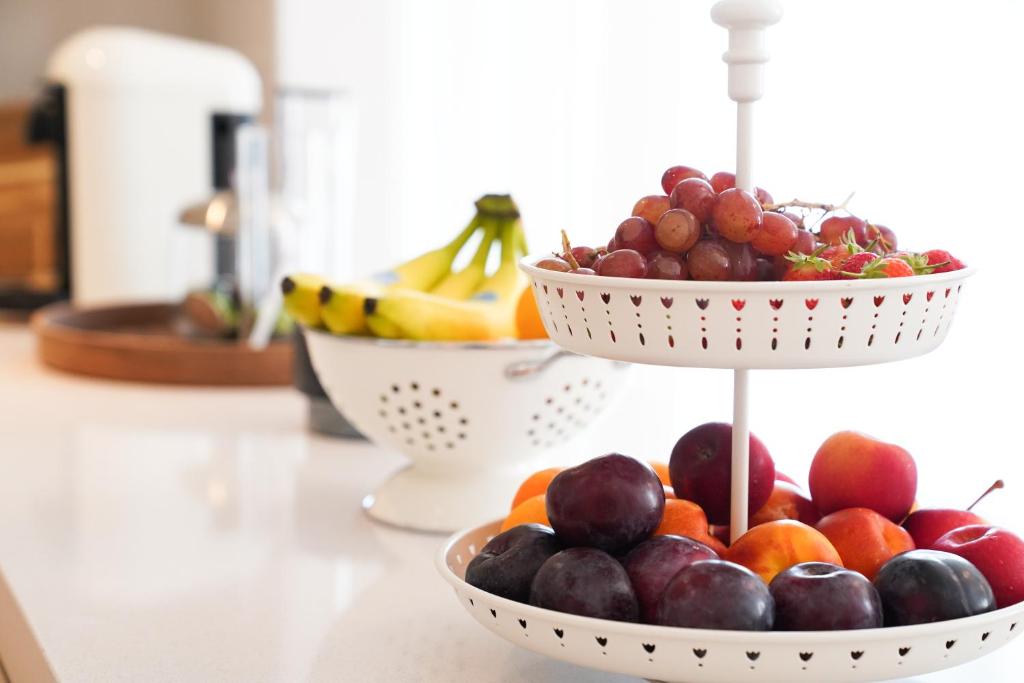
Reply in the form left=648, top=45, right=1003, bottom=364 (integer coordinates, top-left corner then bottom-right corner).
left=0, top=322, right=1021, bottom=682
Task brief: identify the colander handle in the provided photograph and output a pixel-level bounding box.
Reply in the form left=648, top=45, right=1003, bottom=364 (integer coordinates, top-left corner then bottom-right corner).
left=504, top=350, right=575, bottom=380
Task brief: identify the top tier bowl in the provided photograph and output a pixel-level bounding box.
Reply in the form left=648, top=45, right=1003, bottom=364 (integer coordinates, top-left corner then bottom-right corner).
left=520, top=257, right=974, bottom=369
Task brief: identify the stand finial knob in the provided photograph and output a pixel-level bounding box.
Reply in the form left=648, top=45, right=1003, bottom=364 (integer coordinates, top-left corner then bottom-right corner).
left=711, top=0, right=783, bottom=103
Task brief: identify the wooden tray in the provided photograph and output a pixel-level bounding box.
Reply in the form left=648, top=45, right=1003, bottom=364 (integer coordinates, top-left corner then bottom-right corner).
left=31, top=302, right=293, bottom=386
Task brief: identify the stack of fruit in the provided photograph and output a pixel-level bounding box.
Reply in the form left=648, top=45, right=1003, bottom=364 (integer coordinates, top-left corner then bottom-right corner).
left=468, top=426, right=1023, bottom=631
left=533, top=164, right=965, bottom=282
left=282, top=194, right=548, bottom=342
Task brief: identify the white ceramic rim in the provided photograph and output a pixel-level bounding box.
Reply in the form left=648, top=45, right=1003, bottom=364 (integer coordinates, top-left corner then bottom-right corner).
left=436, top=519, right=1024, bottom=646
left=520, top=255, right=976, bottom=294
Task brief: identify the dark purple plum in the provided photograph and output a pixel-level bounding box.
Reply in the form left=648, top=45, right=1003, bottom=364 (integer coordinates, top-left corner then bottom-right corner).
left=873, top=549, right=995, bottom=626
left=622, top=535, right=719, bottom=623
left=465, top=524, right=562, bottom=603
left=546, top=454, right=665, bottom=554
left=656, top=560, right=774, bottom=630
left=529, top=547, right=639, bottom=622
left=770, top=562, right=883, bottom=630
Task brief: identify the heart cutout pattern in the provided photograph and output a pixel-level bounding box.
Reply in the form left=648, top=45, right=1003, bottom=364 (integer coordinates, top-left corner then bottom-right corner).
left=903, top=293, right=913, bottom=305
left=490, top=609, right=497, bottom=618
left=692, top=648, right=707, bottom=659
left=553, top=628, right=564, bottom=639
left=661, top=296, right=673, bottom=309
left=732, top=299, right=746, bottom=311
left=799, top=652, right=813, bottom=662
left=746, top=651, right=760, bottom=661
left=518, top=618, right=527, bottom=629
left=982, top=632, right=991, bottom=641
left=643, top=643, right=655, bottom=654
left=926, top=291, right=935, bottom=301
left=850, top=651, right=864, bottom=660
left=769, top=299, right=783, bottom=310
left=600, top=293, right=611, bottom=304
left=630, top=294, right=642, bottom=306
left=946, top=640, right=956, bottom=650
left=805, top=298, right=819, bottom=310
left=695, top=298, right=709, bottom=310
left=899, top=647, right=911, bottom=657
left=874, top=295, right=885, bottom=307
left=556, top=287, right=564, bottom=299
left=596, top=637, right=608, bottom=647
left=576, top=290, right=584, bottom=301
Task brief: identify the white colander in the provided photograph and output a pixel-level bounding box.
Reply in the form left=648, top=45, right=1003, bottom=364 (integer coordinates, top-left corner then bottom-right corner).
left=303, top=330, right=628, bottom=533
left=521, top=258, right=974, bottom=370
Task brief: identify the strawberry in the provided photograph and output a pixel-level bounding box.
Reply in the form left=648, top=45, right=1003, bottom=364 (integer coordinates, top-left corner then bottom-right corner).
left=838, top=251, right=878, bottom=278
left=782, top=253, right=835, bottom=281
left=923, top=249, right=965, bottom=273
left=860, top=256, right=914, bottom=278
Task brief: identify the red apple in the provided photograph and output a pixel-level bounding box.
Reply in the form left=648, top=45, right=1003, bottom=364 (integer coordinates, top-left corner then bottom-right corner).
left=809, top=431, right=916, bottom=522
left=932, top=525, right=1024, bottom=608
left=903, top=509, right=986, bottom=549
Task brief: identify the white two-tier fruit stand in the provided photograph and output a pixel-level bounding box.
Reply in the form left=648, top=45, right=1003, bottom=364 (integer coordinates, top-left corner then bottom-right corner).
left=437, top=1, right=1024, bottom=682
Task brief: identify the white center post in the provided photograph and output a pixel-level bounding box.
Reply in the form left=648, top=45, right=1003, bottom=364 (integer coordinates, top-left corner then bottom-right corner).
left=710, top=0, right=782, bottom=543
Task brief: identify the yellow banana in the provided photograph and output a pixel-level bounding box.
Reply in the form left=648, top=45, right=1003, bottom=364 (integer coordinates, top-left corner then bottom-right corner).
left=365, top=217, right=528, bottom=341
left=280, top=273, right=329, bottom=328
left=430, top=216, right=499, bottom=299
left=318, top=212, right=481, bottom=334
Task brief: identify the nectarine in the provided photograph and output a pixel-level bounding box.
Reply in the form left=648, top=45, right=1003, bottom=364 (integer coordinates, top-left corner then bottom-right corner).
left=816, top=507, right=915, bottom=580
left=725, top=520, right=843, bottom=584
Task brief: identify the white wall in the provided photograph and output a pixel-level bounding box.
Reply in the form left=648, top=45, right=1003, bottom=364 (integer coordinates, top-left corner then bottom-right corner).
left=274, top=0, right=1024, bottom=519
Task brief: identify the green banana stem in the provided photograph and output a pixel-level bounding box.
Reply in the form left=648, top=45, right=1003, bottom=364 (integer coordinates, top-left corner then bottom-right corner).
left=497, top=217, right=519, bottom=267
left=468, top=216, right=500, bottom=267
left=440, top=212, right=484, bottom=260
left=513, top=219, right=529, bottom=257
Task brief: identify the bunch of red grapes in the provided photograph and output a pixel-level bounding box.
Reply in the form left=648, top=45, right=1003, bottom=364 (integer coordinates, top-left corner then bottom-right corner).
left=535, top=165, right=965, bottom=282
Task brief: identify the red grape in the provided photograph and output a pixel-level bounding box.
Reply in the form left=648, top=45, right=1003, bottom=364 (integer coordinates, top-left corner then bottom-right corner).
left=669, top=178, right=716, bottom=224
left=756, top=258, right=776, bottom=281
left=710, top=171, right=736, bottom=193
left=755, top=187, right=773, bottom=206
left=751, top=212, right=798, bottom=256
left=782, top=211, right=804, bottom=229
left=711, top=188, right=763, bottom=243
left=654, top=209, right=701, bottom=253
left=867, top=224, right=897, bottom=252
left=722, top=240, right=758, bottom=281
left=646, top=251, right=688, bottom=280
left=570, top=246, right=598, bottom=268
left=535, top=257, right=571, bottom=272
left=790, top=229, right=817, bottom=254
left=607, top=237, right=618, bottom=252
left=597, top=249, right=648, bottom=278
left=687, top=240, right=732, bottom=281
left=614, top=216, right=659, bottom=254
left=632, top=195, right=671, bottom=227
left=820, top=215, right=868, bottom=246
left=660, top=165, right=708, bottom=195
left=570, top=267, right=597, bottom=275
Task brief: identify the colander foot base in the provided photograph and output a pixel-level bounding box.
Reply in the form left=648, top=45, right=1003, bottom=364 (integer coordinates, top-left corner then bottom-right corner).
left=363, top=463, right=533, bottom=534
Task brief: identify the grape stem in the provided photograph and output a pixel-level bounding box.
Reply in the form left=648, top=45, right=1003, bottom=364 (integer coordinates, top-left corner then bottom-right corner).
left=764, top=192, right=855, bottom=214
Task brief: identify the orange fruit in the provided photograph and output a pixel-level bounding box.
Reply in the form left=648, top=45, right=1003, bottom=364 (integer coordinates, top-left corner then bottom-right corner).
left=516, top=288, right=548, bottom=340
left=649, top=462, right=672, bottom=486
left=511, top=467, right=563, bottom=510
left=501, top=494, right=550, bottom=531
left=701, top=534, right=729, bottom=556
left=653, top=498, right=710, bottom=539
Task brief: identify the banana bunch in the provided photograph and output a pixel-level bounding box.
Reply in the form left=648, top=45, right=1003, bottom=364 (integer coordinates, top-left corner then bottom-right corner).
left=281, top=194, right=529, bottom=342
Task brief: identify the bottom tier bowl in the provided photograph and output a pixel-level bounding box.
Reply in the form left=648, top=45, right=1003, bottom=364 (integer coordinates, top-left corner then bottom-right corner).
left=304, top=330, right=628, bottom=533
left=438, top=520, right=1024, bottom=683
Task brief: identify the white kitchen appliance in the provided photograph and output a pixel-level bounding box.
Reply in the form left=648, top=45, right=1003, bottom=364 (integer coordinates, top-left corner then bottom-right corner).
left=28, top=27, right=261, bottom=305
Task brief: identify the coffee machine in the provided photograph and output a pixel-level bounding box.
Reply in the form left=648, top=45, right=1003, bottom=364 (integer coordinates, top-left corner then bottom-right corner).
left=13, top=26, right=261, bottom=307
